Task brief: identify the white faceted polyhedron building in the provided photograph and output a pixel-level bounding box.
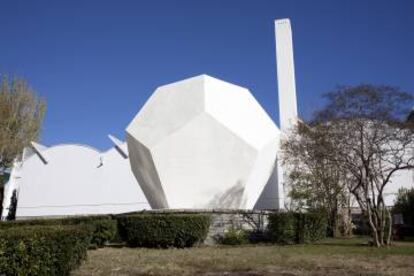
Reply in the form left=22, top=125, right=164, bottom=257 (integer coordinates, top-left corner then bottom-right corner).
left=126, top=75, right=281, bottom=209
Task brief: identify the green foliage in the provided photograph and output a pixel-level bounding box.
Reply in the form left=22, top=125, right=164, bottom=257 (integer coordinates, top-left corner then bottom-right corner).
left=0, top=215, right=116, bottom=247
left=297, top=212, right=328, bottom=243
left=268, top=211, right=327, bottom=244
left=267, top=212, right=297, bottom=244
left=393, top=188, right=414, bottom=226
left=0, top=172, right=10, bottom=187
left=88, top=219, right=118, bottom=246
left=6, top=189, right=17, bottom=221
left=0, top=225, right=91, bottom=276
left=220, top=227, right=249, bottom=245
left=117, top=214, right=211, bottom=248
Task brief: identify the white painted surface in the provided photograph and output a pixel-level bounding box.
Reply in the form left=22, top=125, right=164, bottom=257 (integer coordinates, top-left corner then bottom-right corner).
left=275, top=18, right=298, bottom=132
left=5, top=141, right=150, bottom=219
left=274, top=18, right=300, bottom=209
left=127, top=75, right=281, bottom=209
left=384, top=169, right=414, bottom=206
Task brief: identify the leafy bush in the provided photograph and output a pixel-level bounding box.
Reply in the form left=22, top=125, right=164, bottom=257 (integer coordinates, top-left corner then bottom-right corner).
left=87, top=219, right=118, bottom=246
left=0, top=225, right=91, bottom=276
left=267, top=211, right=327, bottom=244
left=117, top=214, right=211, bottom=248
left=393, top=188, right=414, bottom=227
left=219, top=227, right=249, bottom=245
left=0, top=215, right=116, bottom=247
left=267, top=212, right=297, bottom=244
left=297, top=212, right=328, bottom=243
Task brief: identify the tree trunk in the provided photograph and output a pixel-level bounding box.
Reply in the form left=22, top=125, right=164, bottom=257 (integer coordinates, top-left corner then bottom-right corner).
left=330, top=207, right=339, bottom=238
left=366, top=206, right=381, bottom=247
left=386, top=207, right=393, bottom=245
left=341, top=207, right=353, bottom=237
left=379, top=206, right=385, bottom=246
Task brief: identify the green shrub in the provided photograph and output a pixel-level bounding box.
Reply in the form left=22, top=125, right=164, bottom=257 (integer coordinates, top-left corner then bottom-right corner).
left=0, top=225, right=91, bottom=276
left=267, top=211, right=327, bottom=244
left=297, top=212, right=328, bottom=243
left=267, top=212, right=297, bottom=244
left=0, top=215, right=116, bottom=247
left=220, top=227, right=249, bottom=245
left=87, top=219, right=118, bottom=246
left=117, top=214, right=211, bottom=248
left=393, top=188, right=414, bottom=227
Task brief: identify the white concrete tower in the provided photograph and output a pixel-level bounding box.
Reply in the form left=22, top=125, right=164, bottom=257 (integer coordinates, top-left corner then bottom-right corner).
left=273, top=18, right=299, bottom=209
left=275, top=18, right=298, bottom=131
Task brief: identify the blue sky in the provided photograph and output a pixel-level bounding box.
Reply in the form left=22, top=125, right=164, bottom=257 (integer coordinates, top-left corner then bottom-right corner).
left=1, top=0, right=413, bottom=150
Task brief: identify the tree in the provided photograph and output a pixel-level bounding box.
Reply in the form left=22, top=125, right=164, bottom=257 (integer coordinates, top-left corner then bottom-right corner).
left=0, top=75, right=46, bottom=212
left=281, top=121, right=352, bottom=237
left=312, top=85, right=414, bottom=247
left=0, top=75, right=46, bottom=175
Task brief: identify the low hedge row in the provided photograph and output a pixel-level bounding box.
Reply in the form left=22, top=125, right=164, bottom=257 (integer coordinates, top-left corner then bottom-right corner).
left=268, top=211, right=327, bottom=244
left=117, top=214, right=211, bottom=248
left=0, top=214, right=212, bottom=274
left=0, top=213, right=213, bottom=248
left=0, top=225, right=91, bottom=276
left=0, top=215, right=117, bottom=247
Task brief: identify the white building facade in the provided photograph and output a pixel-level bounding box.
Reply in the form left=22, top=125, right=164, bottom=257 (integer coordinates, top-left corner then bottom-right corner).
left=1, top=139, right=150, bottom=219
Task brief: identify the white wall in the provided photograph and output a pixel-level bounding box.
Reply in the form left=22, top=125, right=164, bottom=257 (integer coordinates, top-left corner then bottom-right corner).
left=4, top=142, right=150, bottom=219
left=384, top=169, right=414, bottom=206
left=275, top=18, right=298, bottom=132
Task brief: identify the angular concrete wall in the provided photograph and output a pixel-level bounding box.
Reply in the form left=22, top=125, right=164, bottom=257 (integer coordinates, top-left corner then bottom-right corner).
left=127, top=75, right=281, bottom=209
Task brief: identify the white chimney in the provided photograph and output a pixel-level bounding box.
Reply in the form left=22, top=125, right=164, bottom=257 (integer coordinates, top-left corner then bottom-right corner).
left=275, top=18, right=298, bottom=132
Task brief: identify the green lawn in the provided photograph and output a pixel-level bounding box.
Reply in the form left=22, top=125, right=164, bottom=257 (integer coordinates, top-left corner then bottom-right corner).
left=73, top=237, right=414, bottom=275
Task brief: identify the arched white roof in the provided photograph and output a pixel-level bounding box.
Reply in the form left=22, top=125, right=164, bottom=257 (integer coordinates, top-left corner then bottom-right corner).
left=10, top=139, right=150, bottom=218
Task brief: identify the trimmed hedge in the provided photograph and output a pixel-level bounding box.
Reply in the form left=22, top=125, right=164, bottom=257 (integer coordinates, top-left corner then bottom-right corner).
left=117, top=214, right=211, bottom=248
left=268, top=211, right=327, bottom=244
left=0, top=225, right=91, bottom=276
left=0, top=215, right=117, bottom=247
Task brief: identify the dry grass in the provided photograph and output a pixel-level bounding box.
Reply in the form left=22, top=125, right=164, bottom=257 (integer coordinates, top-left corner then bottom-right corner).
left=73, top=238, right=414, bottom=276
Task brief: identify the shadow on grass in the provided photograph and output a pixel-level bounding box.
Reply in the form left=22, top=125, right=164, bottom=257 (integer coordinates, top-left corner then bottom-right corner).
left=315, top=237, right=371, bottom=247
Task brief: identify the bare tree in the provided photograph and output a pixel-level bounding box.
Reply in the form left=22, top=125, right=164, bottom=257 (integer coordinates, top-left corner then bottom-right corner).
left=281, top=121, right=352, bottom=237
left=313, top=85, right=414, bottom=247
left=0, top=75, right=46, bottom=179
